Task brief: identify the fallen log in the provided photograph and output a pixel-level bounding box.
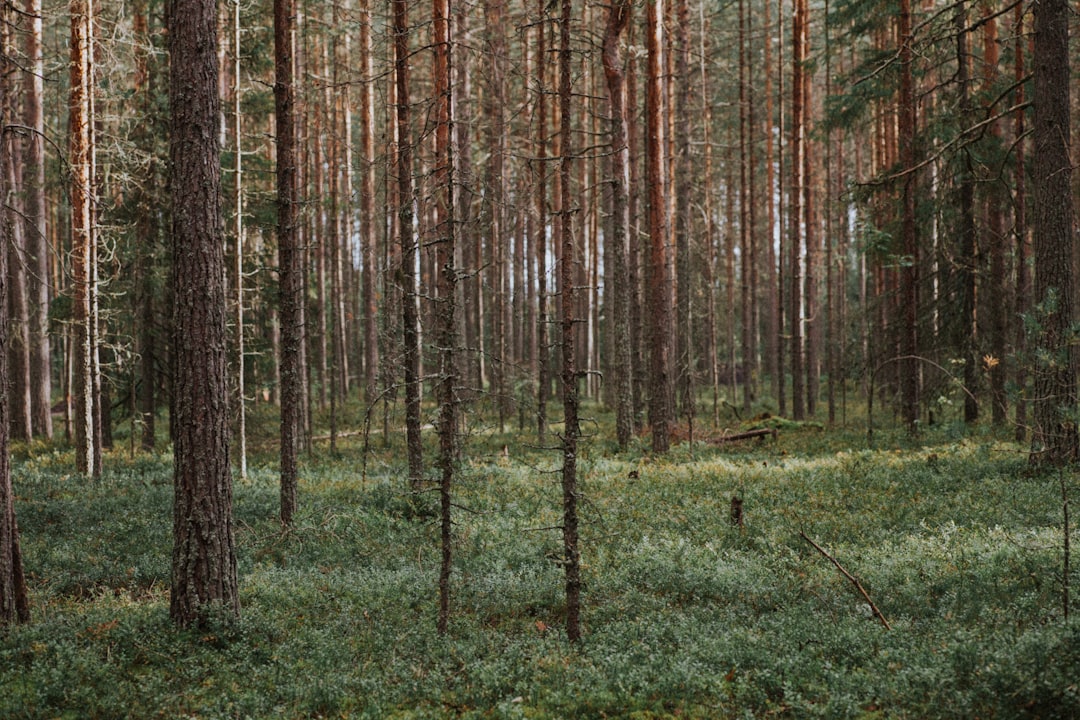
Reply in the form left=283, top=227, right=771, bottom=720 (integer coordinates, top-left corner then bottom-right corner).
left=708, top=427, right=777, bottom=445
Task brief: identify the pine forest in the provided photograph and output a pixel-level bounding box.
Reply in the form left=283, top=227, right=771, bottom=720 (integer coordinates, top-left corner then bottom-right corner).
left=0, top=0, right=1078, bottom=716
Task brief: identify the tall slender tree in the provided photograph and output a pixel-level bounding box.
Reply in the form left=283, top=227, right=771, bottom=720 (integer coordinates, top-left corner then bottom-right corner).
left=558, top=0, right=581, bottom=642
left=276, top=0, right=301, bottom=524
left=602, top=0, right=633, bottom=447
left=24, top=0, right=50, bottom=440
left=396, top=0, right=424, bottom=488
left=70, top=0, right=98, bottom=475
left=433, top=0, right=458, bottom=634
left=0, top=14, right=30, bottom=625
left=168, top=0, right=240, bottom=627
left=646, top=0, right=671, bottom=452
left=898, top=0, right=918, bottom=431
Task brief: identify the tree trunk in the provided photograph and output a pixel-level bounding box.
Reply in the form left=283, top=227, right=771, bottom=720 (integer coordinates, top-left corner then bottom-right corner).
left=6, top=144, right=32, bottom=443
left=646, top=0, right=671, bottom=452
left=70, top=0, right=97, bottom=476
left=359, top=0, right=379, bottom=407
left=982, top=8, right=1006, bottom=426
left=0, top=14, right=30, bottom=625
left=898, top=0, right=919, bottom=431
left=602, top=0, right=633, bottom=448
left=789, top=0, right=805, bottom=420
left=1013, top=4, right=1028, bottom=443
left=1030, top=0, right=1077, bottom=464
left=674, top=0, right=691, bottom=420
left=276, top=0, right=301, bottom=524
left=396, top=0, right=424, bottom=488
left=22, top=0, right=50, bottom=440
left=534, top=0, right=549, bottom=444
left=168, top=0, right=240, bottom=627
left=232, top=0, right=246, bottom=477
left=955, top=7, right=978, bottom=426
left=557, top=0, right=581, bottom=642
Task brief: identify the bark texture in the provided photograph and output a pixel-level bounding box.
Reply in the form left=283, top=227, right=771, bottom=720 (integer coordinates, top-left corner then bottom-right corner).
left=1030, top=0, right=1077, bottom=464
left=168, top=0, right=240, bottom=627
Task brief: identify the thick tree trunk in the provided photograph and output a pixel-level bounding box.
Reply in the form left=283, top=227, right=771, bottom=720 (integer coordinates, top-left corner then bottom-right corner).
left=168, top=0, right=240, bottom=627
left=1030, top=0, right=1077, bottom=464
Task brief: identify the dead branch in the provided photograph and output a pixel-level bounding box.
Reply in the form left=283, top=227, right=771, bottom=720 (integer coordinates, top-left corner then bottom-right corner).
left=708, top=427, right=778, bottom=445
left=799, top=530, right=892, bottom=630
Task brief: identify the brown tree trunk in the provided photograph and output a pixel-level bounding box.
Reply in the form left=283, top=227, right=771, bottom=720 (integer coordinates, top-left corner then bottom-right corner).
left=674, top=0, right=692, bottom=420
left=23, top=0, right=50, bottom=440
left=70, top=0, right=97, bottom=476
left=982, top=8, right=1006, bottom=426
left=6, top=142, right=32, bottom=443
left=276, top=0, right=301, bottom=523
left=1013, top=4, right=1028, bottom=443
left=484, top=0, right=509, bottom=432
left=956, top=6, right=978, bottom=425
left=789, top=0, right=805, bottom=420
left=1030, top=0, right=1077, bottom=464
left=168, top=0, right=240, bottom=627
left=0, top=14, right=30, bottom=625
left=433, top=0, right=458, bottom=635
left=898, top=0, right=919, bottom=430
left=534, top=0, right=549, bottom=444
left=602, top=0, right=633, bottom=447
left=557, top=0, right=581, bottom=642
left=359, top=0, right=379, bottom=407
left=396, top=0, right=424, bottom=488
left=646, top=0, right=671, bottom=452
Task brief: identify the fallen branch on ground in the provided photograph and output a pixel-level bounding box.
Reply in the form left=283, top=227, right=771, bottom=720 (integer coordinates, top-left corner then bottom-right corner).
left=708, top=428, right=778, bottom=445
left=799, top=530, right=892, bottom=630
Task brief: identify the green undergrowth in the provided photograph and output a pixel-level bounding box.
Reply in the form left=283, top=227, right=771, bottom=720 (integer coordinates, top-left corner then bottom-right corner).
left=2, top=413, right=1078, bottom=718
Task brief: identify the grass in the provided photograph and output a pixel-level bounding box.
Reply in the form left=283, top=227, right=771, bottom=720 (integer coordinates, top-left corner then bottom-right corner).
left=2, top=401, right=1078, bottom=718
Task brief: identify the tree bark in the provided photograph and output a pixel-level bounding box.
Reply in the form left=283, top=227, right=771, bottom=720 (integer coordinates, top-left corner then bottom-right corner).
left=359, top=0, right=379, bottom=407
left=24, top=0, right=51, bottom=440
left=1030, top=0, right=1077, bottom=464
left=558, top=0, right=581, bottom=642
left=898, top=0, right=919, bottom=431
left=602, top=0, right=633, bottom=448
left=433, top=0, right=458, bottom=635
left=0, top=15, right=30, bottom=625
left=1013, top=4, right=1028, bottom=443
left=70, top=0, right=98, bottom=476
left=396, top=0, right=424, bottom=488
left=168, top=0, right=240, bottom=627
left=276, top=0, right=301, bottom=524
left=646, top=0, right=671, bottom=452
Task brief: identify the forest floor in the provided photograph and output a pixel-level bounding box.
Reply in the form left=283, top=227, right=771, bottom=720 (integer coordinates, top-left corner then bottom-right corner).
left=2, top=401, right=1078, bottom=718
